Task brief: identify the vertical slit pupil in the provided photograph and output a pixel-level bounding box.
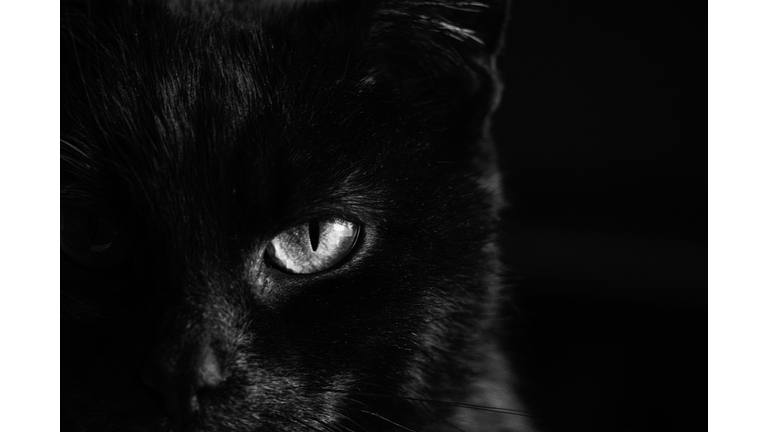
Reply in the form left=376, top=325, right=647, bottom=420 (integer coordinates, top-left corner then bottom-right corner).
left=309, top=221, right=320, bottom=251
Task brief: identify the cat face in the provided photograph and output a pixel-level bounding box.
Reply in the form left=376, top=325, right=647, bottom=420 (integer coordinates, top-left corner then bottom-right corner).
left=61, top=1, right=511, bottom=431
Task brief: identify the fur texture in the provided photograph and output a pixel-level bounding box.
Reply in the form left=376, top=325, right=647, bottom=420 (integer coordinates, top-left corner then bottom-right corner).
left=61, top=1, right=530, bottom=431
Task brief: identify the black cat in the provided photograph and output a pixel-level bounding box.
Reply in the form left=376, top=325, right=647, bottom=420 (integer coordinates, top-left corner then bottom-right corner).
left=61, top=0, right=532, bottom=431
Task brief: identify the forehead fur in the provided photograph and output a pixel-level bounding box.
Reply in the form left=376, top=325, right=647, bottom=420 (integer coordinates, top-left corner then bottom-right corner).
left=61, top=0, right=503, bottom=242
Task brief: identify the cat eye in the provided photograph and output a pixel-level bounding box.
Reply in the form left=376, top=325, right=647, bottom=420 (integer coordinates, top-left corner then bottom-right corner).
left=266, top=219, right=360, bottom=274
left=60, top=209, right=131, bottom=268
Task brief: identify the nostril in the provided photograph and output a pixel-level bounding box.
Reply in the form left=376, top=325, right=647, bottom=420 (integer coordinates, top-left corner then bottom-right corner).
left=141, top=340, right=229, bottom=426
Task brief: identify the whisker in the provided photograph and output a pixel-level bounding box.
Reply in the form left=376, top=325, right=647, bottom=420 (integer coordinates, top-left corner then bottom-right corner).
left=289, top=417, right=325, bottom=432
left=319, top=387, right=538, bottom=419
left=357, top=410, right=416, bottom=432
left=399, top=397, right=535, bottom=417
left=324, top=407, right=360, bottom=432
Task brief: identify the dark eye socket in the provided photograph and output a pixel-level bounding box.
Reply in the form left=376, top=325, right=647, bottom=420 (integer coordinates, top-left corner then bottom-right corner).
left=60, top=209, right=131, bottom=268
left=265, top=219, right=360, bottom=275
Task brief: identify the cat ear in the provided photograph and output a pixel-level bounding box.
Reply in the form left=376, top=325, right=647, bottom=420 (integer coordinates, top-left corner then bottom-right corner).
left=361, top=0, right=510, bottom=126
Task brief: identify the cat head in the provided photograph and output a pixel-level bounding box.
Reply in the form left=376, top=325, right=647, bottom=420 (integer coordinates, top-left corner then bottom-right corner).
left=61, top=1, right=511, bottom=431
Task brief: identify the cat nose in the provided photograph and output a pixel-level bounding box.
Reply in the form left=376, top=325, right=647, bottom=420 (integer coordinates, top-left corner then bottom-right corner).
left=142, top=339, right=229, bottom=426
left=194, top=343, right=228, bottom=388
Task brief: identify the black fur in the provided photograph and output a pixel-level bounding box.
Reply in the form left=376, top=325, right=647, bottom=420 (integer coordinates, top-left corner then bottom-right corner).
left=61, top=1, right=529, bottom=431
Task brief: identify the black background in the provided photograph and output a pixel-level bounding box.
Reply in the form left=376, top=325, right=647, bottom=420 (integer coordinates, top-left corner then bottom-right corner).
left=493, top=2, right=703, bottom=431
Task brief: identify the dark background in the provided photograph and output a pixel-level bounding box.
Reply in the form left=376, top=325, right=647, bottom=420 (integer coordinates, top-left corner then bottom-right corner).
left=493, top=2, right=703, bottom=431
